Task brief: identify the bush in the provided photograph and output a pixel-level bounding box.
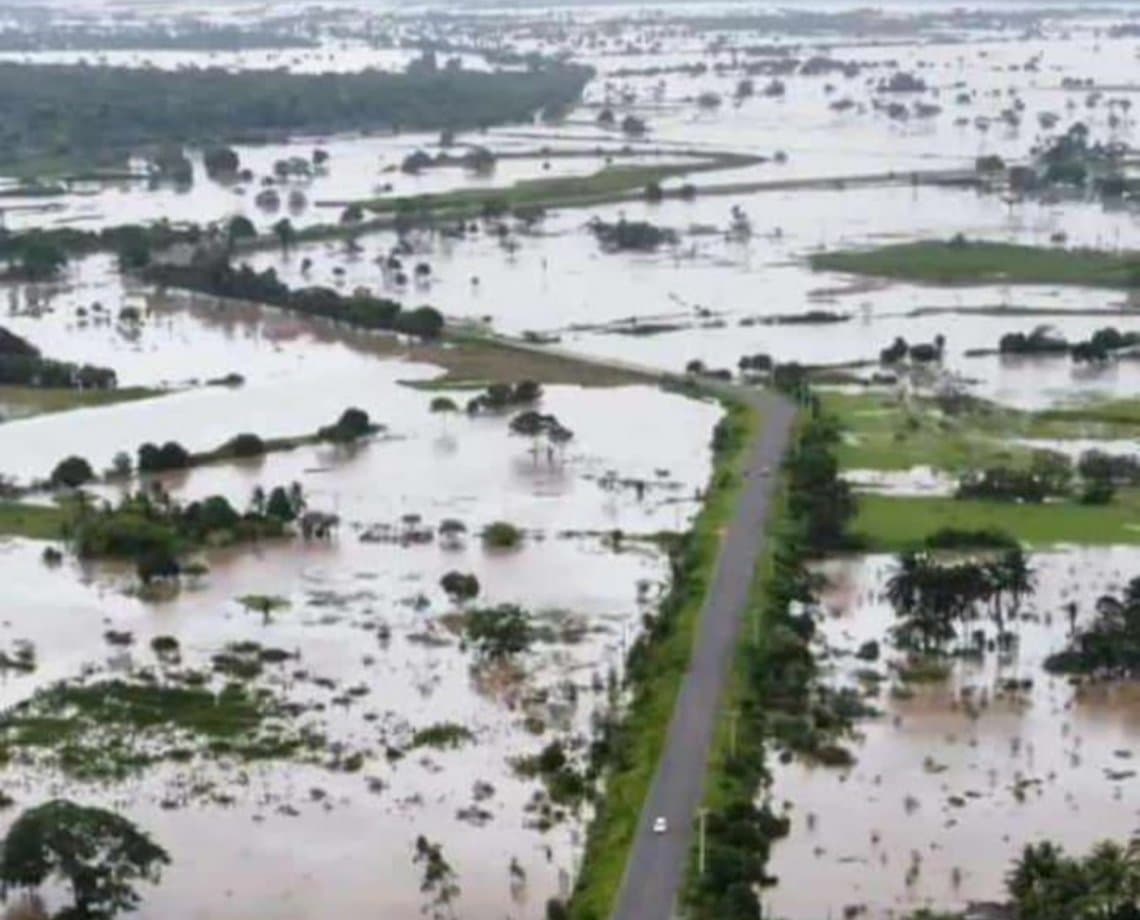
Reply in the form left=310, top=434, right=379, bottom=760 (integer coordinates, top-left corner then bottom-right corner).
left=220, top=433, right=265, bottom=458
left=482, top=521, right=522, bottom=550
left=923, top=526, right=1019, bottom=550
left=440, top=571, right=480, bottom=602
left=318, top=407, right=374, bottom=443
left=137, top=441, right=190, bottom=473
left=74, top=514, right=178, bottom=560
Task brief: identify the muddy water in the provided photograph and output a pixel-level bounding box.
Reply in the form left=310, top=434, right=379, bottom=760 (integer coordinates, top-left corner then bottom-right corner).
left=0, top=529, right=658, bottom=919
left=243, top=177, right=1140, bottom=410
left=766, top=548, right=1140, bottom=919
left=0, top=268, right=718, bottom=917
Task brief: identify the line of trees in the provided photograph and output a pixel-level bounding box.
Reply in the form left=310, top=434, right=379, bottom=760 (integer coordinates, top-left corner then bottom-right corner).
left=688, top=405, right=859, bottom=920
left=146, top=257, right=444, bottom=339
left=0, top=58, right=593, bottom=167
left=0, top=325, right=117, bottom=390
left=886, top=547, right=1035, bottom=654
left=1046, top=576, right=1140, bottom=677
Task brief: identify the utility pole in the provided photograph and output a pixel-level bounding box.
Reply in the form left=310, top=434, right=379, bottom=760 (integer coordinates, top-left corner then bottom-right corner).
left=697, top=807, right=709, bottom=876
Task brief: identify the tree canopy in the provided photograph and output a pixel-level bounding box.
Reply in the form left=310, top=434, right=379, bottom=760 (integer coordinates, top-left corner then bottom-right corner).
left=0, top=800, right=170, bottom=920
left=0, top=60, right=593, bottom=167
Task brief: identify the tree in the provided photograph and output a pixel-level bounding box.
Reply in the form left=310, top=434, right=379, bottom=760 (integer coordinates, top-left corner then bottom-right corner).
left=999, top=547, right=1036, bottom=625
left=226, top=216, right=256, bottom=251
left=784, top=415, right=855, bottom=552
left=413, top=836, right=459, bottom=919
left=1007, top=838, right=1140, bottom=920
left=110, top=452, right=132, bottom=478
left=318, top=407, right=373, bottom=443
left=272, top=218, right=295, bottom=253
left=136, top=548, right=180, bottom=585
left=50, top=456, right=94, bottom=489
left=265, top=486, right=296, bottom=522
left=203, top=146, right=240, bottom=178
left=17, top=239, right=67, bottom=281
left=440, top=571, right=480, bottom=603
left=0, top=800, right=170, bottom=920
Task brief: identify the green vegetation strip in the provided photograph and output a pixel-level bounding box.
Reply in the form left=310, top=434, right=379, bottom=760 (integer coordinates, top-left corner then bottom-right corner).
left=0, top=677, right=317, bottom=781
left=811, top=239, right=1140, bottom=289
left=567, top=398, right=758, bottom=920
left=0, top=385, right=163, bottom=421
left=0, top=61, right=592, bottom=171
left=824, top=390, right=1140, bottom=474
left=358, top=156, right=758, bottom=218
left=855, top=491, right=1140, bottom=549
left=0, top=501, right=67, bottom=540
left=687, top=409, right=859, bottom=918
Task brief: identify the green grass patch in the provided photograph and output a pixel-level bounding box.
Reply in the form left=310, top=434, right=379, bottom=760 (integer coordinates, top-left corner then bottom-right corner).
left=823, top=389, right=1140, bottom=474
left=567, top=397, right=759, bottom=920
left=359, top=154, right=759, bottom=221
left=855, top=491, right=1140, bottom=549
left=0, top=500, right=68, bottom=540
left=811, top=239, right=1140, bottom=289
left=0, top=677, right=315, bottom=781
left=0, top=385, right=163, bottom=421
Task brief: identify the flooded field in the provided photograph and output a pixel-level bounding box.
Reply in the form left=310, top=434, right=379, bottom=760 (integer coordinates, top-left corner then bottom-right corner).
left=768, top=549, right=1140, bottom=919
left=0, top=284, right=718, bottom=917
left=2, top=1, right=1140, bottom=917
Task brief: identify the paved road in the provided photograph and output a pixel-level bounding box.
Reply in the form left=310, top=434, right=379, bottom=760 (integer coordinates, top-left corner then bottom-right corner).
left=610, top=387, right=797, bottom=920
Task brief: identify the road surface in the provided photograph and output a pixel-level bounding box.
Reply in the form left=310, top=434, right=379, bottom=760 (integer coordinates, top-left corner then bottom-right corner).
left=610, top=387, right=797, bottom=920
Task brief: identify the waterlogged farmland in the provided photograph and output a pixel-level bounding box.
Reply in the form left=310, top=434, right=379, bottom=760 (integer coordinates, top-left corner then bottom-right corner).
left=5, top=2, right=1140, bottom=919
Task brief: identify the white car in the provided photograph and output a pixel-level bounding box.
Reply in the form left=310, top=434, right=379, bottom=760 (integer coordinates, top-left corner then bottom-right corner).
left=652, top=816, right=668, bottom=834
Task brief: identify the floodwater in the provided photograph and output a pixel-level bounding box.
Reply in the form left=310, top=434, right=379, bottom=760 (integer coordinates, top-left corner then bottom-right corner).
left=767, top=549, right=1140, bottom=919
left=0, top=285, right=718, bottom=918
left=2, top=2, right=1140, bottom=917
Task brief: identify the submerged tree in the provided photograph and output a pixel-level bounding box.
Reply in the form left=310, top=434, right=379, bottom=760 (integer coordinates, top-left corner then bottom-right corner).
left=413, top=836, right=460, bottom=919
left=1007, top=838, right=1140, bottom=920
left=0, top=800, right=169, bottom=920
left=886, top=549, right=1035, bottom=655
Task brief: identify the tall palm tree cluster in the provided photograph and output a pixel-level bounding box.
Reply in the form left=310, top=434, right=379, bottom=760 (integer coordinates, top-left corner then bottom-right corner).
left=1046, top=576, right=1140, bottom=677
left=1007, top=838, right=1140, bottom=920
left=885, top=548, right=1035, bottom=654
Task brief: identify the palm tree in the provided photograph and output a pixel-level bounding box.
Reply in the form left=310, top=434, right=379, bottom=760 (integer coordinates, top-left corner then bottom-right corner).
left=288, top=481, right=306, bottom=516
left=886, top=551, right=924, bottom=620
left=1002, top=548, right=1036, bottom=624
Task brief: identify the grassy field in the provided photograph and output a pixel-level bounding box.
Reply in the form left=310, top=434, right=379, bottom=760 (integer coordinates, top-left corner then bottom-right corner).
left=360, top=155, right=760, bottom=219
left=0, top=501, right=68, bottom=540
left=395, top=334, right=654, bottom=389
left=0, top=386, right=163, bottom=421
left=855, top=490, right=1140, bottom=549
left=811, top=239, right=1140, bottom=289
left=824, top=390, right=1140, bottom=473
left=568, top=398, right=759, bottom=920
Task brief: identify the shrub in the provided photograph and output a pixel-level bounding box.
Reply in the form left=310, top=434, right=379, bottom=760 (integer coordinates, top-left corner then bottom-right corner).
left=318, top=407, right=374, bottom=443
left=482, top=521, right=523, bottom=550
left=137, top=441, right=190, bottom=473
left=221, top=433, right=265, bottom=458
left=440, top=571, right=480, bottom=602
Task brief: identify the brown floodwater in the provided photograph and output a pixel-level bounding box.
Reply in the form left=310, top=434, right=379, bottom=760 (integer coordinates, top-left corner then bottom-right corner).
left=766, top=548, right=1140, bottom=919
